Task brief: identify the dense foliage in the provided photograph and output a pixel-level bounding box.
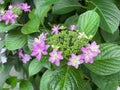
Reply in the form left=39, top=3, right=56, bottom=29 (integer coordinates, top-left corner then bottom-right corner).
left=0, top=0, right=120, bottom=90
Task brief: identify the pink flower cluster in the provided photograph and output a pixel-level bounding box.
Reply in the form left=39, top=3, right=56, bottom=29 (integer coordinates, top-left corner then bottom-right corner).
left=8, top=3, right=30, bottom=12
left=31, top=33, right=50, bottom=60
left=68, top=41, right=100, bottom=69
left=0, top=10, right=18, bottom=25
left=51, top=25, right=62, bottom=34
left=68, top=25, right=77, bottom=30
left=0, top=3, right=30, bottom=25
left=17, top=3, right=31, bottom=12
left=18, top=49, right=31, bottom=64
left=31, top=33, right=64, bottom=66
left=81, top=41, right=100, bottom=63
left=51, top=25, right=77, bottom=34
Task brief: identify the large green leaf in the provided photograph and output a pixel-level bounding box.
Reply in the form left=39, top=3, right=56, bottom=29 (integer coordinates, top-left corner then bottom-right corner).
left=19, top=80, right=33, bottom=90
left=89, top=0, right=120, bottom=33
left=5, top=31, right=27, bottom=50
left=29, top=59, right=43, bottom=77
left=91, top=72, right=118, bottom=90
left=85, top=43, right=120, bottom=75
left=64, top=15, right=79, bottom=26
left=40, top=65, right=88, bottom=90
left=21, top=17, right=40, bottom=34
left=0, top=23, right=20, bottom=33
left=29, top=56, right=51, bottom=77
left=52, top=0, right=81, bottom=14
left=101, top=29, right=119, bottom=42
left=6, top=76, right=18, bottom=88
left=0, top=57, right=16, bottom=89
left=33, top=0, right=59, bottom=7
left=77, top=10, right=100, bottom=36
left=22, top=0, right=58, bottom=34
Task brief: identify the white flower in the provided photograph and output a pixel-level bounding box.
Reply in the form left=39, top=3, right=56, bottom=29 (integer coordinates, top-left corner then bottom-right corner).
left=1, top=56, right=7, bottom=63
left=78, top=32, right=88, bottom=39
left=0, top=0, right=4, bottom=4
left=0, top=48, right=6, bottom=54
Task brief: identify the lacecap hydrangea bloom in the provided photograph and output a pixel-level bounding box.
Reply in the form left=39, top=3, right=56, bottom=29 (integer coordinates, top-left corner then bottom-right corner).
left=31, top=25, right=100, bottom=69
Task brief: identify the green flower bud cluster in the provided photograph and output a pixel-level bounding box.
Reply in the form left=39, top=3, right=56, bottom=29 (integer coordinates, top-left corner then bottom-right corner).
left=12, top=7, right=22, bottom=15
left=47, top=30, right=90, bottom=59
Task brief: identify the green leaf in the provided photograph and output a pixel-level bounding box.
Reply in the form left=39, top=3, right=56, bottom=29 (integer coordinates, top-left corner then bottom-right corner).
left=0, top=64, right=4, bottom=73
left=29, top=56, right=51, bottom=77
left=33, top=0, right=59, bottom=7
left=89, top=0, right=120, bottom=33
left=19, top=80, right=33, bottom=90
left=92, top=31, right=102, bottom=44
left=22, top=0, right=58, bottom=34
left=40, top=65, right=87, bottom=90
left=0, top=33, right=5, bottom=49
left=0, top=40, right=5, bottom=50
left=40, top=70, right=53, bottom=90
left=64, top=15, right=79, bottom=26
left=27, top=35, right=34, bottom=51
left=6, top=76, right=18, bottom=88
left=5, top=31, right=27, bottom=50
left=35, top=5, right=50, bottom=24
left=91, top=72, right=118, bottom=90
left=40, top=56, right=51, bottom=69
left=77, top=10, right=100, bottom=36
left=29, top=59, right=43, bottom=77
left=21, top=17, right=40, bottom=34
left=52, top=0, right=81, bottom=14
left=85, top=43, right=120, bottom=75
left=0, top=59, right=15, bottom=89
left=11, top=0, right=25, bottom=4
left=101, top=29, right=119, bottom=42
left=0, top=23, right=20, bottom=33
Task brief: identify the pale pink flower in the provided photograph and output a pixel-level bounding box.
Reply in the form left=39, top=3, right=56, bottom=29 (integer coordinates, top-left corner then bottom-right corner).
left=49, top=49, right=63, bottom=66
left=52, top=25, right=61, bottom=34
left=31, top=33, right=49, bottom=60
left=18, top=49, right=31, bottom=63
left=22, top=54, right=31, bottom=64
left=87, top=41, right=100, bottom=56
left=81, top=41, right=100, bottom=63
left=8, top=5, right=13, bottom=10
left=2, top=10, right=18, bottom=25
left=68, top=25, right=77, bottom=30
left=1, top=56, right=7, bottom=63
left=18, top=49, right=24, bottom=58
left=81, top=47, right=95, bottom=63
left=0, top=48, right=6, bottom=54
left=18, top=3, right=30, bottom=12
left=31, top=43, right=49, bottom=60
left=68, top=54, right=84, bottom=69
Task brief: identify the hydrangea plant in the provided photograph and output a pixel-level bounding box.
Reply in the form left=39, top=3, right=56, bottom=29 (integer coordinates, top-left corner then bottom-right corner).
left=0, top=0, right=120, bottom=90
